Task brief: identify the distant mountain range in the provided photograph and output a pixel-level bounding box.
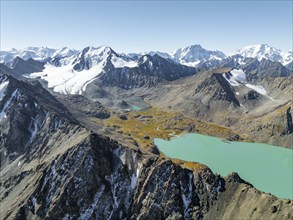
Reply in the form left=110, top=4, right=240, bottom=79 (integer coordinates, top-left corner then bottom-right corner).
left=230, top=44, right=292, bottom=66
left=0, top=44, right=292, bottom=96
left=1, top=44, right=292, bottom=68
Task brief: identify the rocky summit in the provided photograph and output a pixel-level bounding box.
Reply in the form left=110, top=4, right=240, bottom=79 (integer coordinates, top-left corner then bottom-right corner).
left=0, top=44, right=292, bottom=220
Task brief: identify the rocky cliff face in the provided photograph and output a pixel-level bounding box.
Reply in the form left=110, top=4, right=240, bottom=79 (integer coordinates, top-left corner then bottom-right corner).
left=130, top=159, right=225, bottom=220
left=0, top=75, right=78, bottom=161
left=99, top=55, right=197, bottom=89
left=204, top=173, right=292, bottom=220
left=13, top=134, right=141, bottom=220
left=186, top=71, right=241, bottom=120
left=240, top=58, right=292, bottom=81
left=286, top=107, right=293, bottom=134
left=7, top=132, right=223, bottom=220
left=3, top=131, right=292, bottom=220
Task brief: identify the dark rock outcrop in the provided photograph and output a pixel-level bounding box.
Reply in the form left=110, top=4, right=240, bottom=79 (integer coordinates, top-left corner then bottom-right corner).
left=195, top=72, right=240, bottom=107
left=11, top=57, right=45, bottom=75
left=99, top=54, right=197, bottom=89
left=0, top=73, right=78, bottom=160
left=245, top=90, right=260, bottom=100
left=72, top=46, right=91, bottom=71
left=241, top=58, right=292, bottom=81
left=60, top=94, right=110, bottom=119
left=286, top=107, right=293, bottom=134
left=119, top=114, right=128, bottom=120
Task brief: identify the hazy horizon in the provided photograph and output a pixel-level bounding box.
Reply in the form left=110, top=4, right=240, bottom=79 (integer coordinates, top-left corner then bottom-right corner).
left=1, top=43, right=292, bottom=56
left=1, top=1, right=292, bottom=53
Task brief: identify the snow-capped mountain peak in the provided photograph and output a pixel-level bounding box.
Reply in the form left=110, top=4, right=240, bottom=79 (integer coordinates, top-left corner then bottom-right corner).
left=147, top=51, right=173, bottom=60
left=74, top=46, right=112, bottom=65
left=171, top=44, right=226, bottom=67
left=1, top=43, right=292, bottom=71
left=73, top=45, right=137, bottom=69
left=27, top=45, right=139, bottom=94
left=20, top=46, right=56, bottom=60
left=233, top=44, right=282, bottom=61
left=0, top=46, right=57, bottom=66
left=280, top=51, right=292, bottom=66
left=52, top=47, right=78, bottom=59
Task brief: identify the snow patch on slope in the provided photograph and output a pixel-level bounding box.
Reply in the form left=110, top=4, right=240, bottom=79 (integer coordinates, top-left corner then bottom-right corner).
left=180, top=172, right=193, bottom=219
left=29, top=63, right=105, bottom=95
left=130, top=162, right=143, bottom=190
left=245, top=84, right=268, bottom=97
left=0, top=80, right=9, bottom=101
left=28, top=114, right=43, bottom=143
left=280, top=51, right=292, bottom=66
left=111, top=56, right=138, bottom=68
left=223, top=69, right=274, bottom=100
left=180, top=60, right=201, bottom=67
left=223, top=69, right=246, bottom=86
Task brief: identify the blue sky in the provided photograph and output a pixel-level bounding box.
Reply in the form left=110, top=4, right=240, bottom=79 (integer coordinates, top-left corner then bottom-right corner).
left=1, top=1, right=292, bottom=53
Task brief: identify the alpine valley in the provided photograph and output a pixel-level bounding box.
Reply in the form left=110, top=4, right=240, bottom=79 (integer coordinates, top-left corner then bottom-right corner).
left=0, top=44, right=292, bottom=220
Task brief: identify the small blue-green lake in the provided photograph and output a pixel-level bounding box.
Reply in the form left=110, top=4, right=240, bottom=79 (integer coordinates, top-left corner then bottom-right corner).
left=131, top=105, right=142, bottom=111
left=154, top=133, right=293, bottom=199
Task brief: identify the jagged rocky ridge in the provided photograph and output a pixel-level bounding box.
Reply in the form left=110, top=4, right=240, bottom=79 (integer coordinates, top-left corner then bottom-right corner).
left=10, top=57, right=45, bottom=75
left=99, top=54, right=197, bottom=89
left=195, top=72, right=240, bottom=107
left=10, top=134, right=224, bottom=220
left=1, top=67, right=292, bottom=220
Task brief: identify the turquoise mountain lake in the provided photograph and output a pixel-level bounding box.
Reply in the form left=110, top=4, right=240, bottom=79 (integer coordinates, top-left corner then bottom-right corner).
left=131, top=105, right=142, bottom=111
left=154, top=133, right=293, bottom=199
